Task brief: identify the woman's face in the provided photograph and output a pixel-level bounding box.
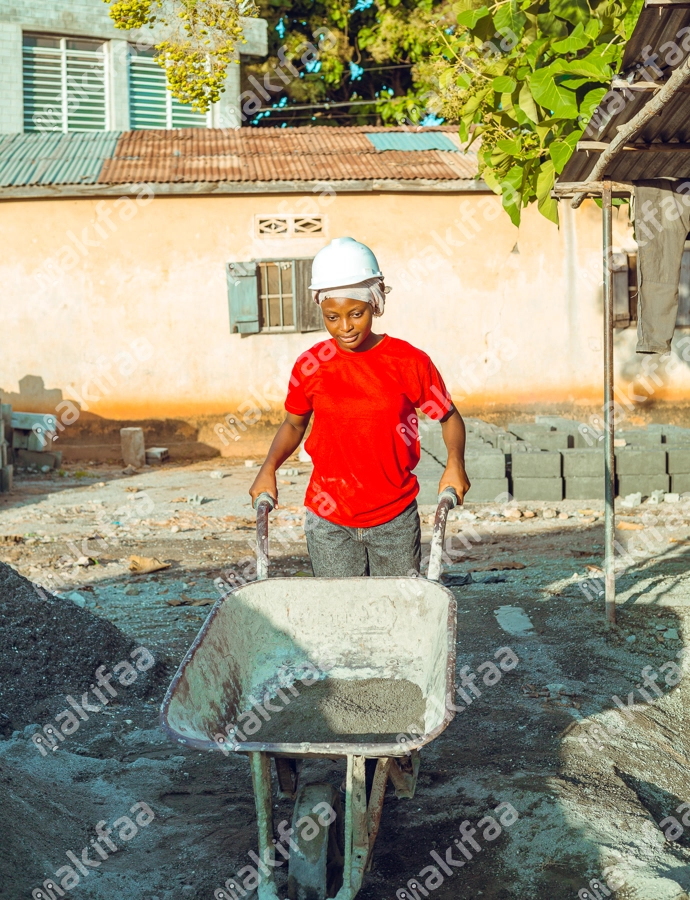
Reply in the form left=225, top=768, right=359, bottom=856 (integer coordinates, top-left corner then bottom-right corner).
left=320, top=297, right=374, bottom=351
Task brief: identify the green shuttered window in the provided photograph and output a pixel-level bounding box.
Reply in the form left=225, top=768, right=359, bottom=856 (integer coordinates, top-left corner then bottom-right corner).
left=23, top=34, right=108, bottom=132
left=227, top=259, right=324, bottom=335
left=129, top=52, right=209, bottom=130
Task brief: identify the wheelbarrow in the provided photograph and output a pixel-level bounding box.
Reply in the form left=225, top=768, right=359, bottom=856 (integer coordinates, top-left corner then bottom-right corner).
left=161, top=488, right=459, bottom=900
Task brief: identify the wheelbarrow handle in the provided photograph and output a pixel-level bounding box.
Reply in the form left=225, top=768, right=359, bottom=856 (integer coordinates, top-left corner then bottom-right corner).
left=254, top=493, right=275, bottom=581
left=427, top=487, right=459, bottom=582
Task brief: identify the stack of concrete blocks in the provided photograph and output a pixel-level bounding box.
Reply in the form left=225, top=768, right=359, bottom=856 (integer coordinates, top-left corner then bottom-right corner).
left=8, top=410, right=62, bottom=474
left=417, top=419, right=510, bottom=503
left=418, top=416, right=690, bottom=502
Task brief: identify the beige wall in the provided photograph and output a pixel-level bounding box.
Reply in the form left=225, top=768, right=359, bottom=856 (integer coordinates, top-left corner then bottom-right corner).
left=2, top=186, right=690, bottom=453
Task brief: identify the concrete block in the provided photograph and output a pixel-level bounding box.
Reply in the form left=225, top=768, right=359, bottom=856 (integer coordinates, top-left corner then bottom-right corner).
left=146, top=447, right=169, bottom=465
left=618, top=430, right=663, bottom=446
left=511, top=451, right=562, bottom=478
left=617, top=474, right=670, bottom=496
left=120, top=427, right=145, bottom=468
left=667, top=448, right=690, bottom=473
left=562, top=449, right=605, bottom=477
left=465, top=478, right=509, bottom=502
left=671, top=473, right=690, bottom=494
left=614, top=449, right=667, bottom=475
left=10, top=411, right=57, bottom=430
left=565, top=476, right=604, bottom=500
left=465, top=452, right=506, bottom=479
left=574, top=428, right=603, bottom=449
left=15, top=449, right=60, bottom=468
left=1, top=465, right=12, bottom=493
left=535, top=416, right=583, bottom=433
left=512, top=477, right=563, bottom=501
left=508, top=422, right=552, bottom=440
left=527, top=432, right=573, bottom=450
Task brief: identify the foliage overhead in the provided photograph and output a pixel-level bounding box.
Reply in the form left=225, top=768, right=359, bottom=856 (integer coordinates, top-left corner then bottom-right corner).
left=105, top=0, right=259, bottom=112
left=418, top=0, right=644, bottom=225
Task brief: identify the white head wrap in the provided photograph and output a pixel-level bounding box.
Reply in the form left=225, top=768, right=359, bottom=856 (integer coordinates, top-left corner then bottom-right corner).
left=312, top=277, right=392, bottom=317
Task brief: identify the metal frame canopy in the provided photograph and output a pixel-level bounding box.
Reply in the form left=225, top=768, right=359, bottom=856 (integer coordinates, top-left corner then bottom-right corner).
left=554, top=0, right=690, bottom=623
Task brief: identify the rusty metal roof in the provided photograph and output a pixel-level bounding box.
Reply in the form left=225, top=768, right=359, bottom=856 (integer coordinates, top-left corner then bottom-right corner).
left=98, top=126, right=477, bottom=185
left=0, top=127, right=480, bottom=195
left=559, top=1, right=690, bottom=185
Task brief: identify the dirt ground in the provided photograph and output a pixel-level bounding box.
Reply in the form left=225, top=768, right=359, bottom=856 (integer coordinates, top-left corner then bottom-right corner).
left=2, top=458, right=690, bottom=900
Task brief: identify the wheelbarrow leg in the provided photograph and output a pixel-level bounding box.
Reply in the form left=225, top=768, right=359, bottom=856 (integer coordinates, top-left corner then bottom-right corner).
left=337, top=755, right=368, bottom=899
left=365, top=758, right=391, bottom=872
left=249, top=751, right=280, bottom=900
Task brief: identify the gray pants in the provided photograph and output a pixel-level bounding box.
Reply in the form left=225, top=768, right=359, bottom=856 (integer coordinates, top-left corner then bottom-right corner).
left=304, top=501, right=421, bottom=577
left=634, top=180, right=690, bottom=354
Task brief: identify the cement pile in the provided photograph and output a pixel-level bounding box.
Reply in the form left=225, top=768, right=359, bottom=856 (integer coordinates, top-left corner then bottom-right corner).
left=254, top=677, right=426, bottom=743
left=0, top=562, right=160, bottom=737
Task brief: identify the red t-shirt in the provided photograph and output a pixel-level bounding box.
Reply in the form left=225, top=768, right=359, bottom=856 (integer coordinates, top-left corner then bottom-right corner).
left=285, top=335, right=452, bottom=527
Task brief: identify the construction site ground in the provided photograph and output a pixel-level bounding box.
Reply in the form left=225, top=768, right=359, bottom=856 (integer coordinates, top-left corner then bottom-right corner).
left=2, top=458, right=690, bottom=900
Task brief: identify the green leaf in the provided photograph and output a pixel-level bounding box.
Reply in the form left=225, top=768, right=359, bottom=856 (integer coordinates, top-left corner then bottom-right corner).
left=580, top=85, right=607, bottom=119
left=456, top=6, right=489, bottom=28
left=551, top=22, right=590, bottom=52
left=536, top=158, right=555, bottom=202
left=518, top=80, right=540, bottom=123
left=497, top=137, right=521, bottom=155
left=536, top=11, right=567, bottom=37
left=529, top=68, right=578, bottom=118
left=493, top=75, right=517, bottom=93
left=584, top=17, right=601, bottom=39
left=493, top=0, right=526, bottom=40
left=500, top=166, right=524, bottom=227
left=538, top=192, right=560, bottom=224
left=550, top=0, right=590, bottom=25
left=548, top=131, right=579, bottom=173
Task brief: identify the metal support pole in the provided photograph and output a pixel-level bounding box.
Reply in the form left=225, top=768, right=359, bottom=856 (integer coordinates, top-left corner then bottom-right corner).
left=602, top=177, right=617, bottom=624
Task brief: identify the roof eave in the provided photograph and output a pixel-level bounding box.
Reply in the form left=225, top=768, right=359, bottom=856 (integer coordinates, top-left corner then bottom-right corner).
left=0, top=178, right=490, bottom=200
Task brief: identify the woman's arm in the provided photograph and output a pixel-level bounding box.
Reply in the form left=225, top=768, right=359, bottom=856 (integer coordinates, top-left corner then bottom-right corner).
left=249, top=412, right=312, bottom=507
left=438, top=405, right=471, bottom=504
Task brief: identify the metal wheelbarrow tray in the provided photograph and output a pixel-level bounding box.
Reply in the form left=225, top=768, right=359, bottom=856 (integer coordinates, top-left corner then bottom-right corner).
left=161, top=491, right=458, bottom=900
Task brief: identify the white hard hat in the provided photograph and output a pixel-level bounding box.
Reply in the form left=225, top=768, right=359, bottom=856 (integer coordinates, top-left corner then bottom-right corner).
left=309, top=237, right=383, bottom=291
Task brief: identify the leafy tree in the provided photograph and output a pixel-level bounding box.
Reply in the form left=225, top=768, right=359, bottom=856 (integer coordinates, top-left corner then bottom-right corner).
left=242, top=0, right=445, bottom=126
left=418, top=0, right=643, bottom=224
left=105, top=0, right=260, bottom=112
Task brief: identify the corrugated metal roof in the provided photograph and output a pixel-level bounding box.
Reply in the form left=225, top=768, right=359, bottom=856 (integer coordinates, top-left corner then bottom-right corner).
left=97, top=126, right=477, bottom=184
left=0, top=132, right=121, bottom=187
left=365, top=132, right=459, bottom=152
left=559, top=3, right=690, bottom=184
left=0, top=126, right=480, bottom=192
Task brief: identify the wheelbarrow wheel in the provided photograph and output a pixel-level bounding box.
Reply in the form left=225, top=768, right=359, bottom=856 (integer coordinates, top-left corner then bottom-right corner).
left=287, top=783, right=345, bottom=900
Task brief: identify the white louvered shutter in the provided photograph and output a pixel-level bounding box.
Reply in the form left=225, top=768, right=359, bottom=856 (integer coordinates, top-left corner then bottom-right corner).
left=23, top=35, right=107, bottom=132
left=129, top=52, right=208, bottom=129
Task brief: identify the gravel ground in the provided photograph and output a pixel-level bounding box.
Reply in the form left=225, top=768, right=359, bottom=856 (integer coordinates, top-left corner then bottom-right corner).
left=2, top=460, right=690, bottom=900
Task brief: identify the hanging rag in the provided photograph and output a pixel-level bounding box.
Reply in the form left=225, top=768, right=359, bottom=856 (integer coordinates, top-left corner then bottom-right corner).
left=634, top=179, right=690, bottom=353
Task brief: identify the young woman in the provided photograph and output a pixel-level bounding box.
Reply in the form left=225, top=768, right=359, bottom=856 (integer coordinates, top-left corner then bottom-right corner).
left=249, top=237, right=470, bottom=577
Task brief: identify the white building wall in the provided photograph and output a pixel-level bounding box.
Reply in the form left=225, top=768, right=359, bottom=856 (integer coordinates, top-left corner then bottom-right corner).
left=0, top=1, right=267, bottom=133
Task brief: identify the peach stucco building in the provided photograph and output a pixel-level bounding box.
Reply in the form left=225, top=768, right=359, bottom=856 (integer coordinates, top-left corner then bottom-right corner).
left=1, top=126, right=688, bottom=459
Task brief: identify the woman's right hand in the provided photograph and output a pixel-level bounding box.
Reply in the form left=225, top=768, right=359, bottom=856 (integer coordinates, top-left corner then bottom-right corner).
left=249, top=468, right=279, bottom=508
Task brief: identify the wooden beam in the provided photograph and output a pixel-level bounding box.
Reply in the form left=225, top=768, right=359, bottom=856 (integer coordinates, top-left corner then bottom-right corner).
left=571, top=52, right=690, bottom=209
left=645, top=0, right=690, bottom=7
left=552, top=180, right=632, bottom=198
left=577, top=140, right=690, bottom=151
left=611, top=79, right=690, bottom=93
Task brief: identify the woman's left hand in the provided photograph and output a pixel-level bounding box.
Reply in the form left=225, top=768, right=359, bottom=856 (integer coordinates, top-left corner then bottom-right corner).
left=439, top=463, right=471, bottom=505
